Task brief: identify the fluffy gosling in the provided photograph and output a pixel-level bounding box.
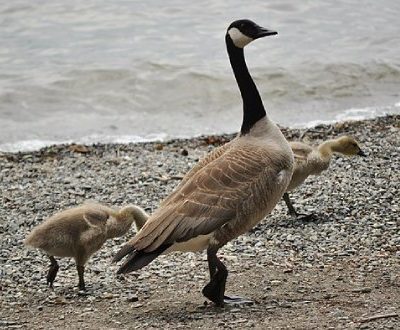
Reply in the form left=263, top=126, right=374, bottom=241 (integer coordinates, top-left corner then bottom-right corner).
left=284, top=135, right=366, bottom=219
left=24, top=203, right=147, bottom=290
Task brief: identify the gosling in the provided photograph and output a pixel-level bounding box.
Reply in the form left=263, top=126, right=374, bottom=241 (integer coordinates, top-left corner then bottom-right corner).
left=283, top=135, right=366, bottom=219
left=24, top=203, right=148, bottom=290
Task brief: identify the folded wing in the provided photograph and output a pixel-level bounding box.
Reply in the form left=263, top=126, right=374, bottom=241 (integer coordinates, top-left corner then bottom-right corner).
left=129, top=144, right=285, bottom=253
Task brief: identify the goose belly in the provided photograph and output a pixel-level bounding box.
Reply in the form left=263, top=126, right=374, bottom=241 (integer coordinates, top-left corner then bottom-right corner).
left=165, top=234, right=212, bottom=253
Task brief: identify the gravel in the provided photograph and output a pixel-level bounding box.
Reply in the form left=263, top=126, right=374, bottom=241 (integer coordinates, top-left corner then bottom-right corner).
left=0, top=114, right=399, bottom=329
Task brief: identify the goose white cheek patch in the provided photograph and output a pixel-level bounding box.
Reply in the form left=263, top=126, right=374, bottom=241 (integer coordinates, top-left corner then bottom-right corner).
left=228, top=27, right=253, bottom=48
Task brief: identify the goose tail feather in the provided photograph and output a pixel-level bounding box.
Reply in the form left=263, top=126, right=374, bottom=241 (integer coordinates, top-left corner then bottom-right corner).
left=114, top=244, right=171, bottom=274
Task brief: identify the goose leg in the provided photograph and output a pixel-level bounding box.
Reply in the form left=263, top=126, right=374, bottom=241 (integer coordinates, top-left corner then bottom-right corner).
left=202, top=248, right=253, bottom=307
left=202, top=248, right=227, bottom=306
left=76, top=264, right=86, bottom=291
left=46, top=256, right=59, bottom=289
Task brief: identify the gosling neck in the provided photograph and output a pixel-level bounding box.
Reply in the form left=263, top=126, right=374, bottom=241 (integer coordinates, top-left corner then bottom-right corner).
left=131, top=206, right=149, bottom=231
left=106, top=217, right=133, bottom=239
left=318, top=139, right=341, bottom=159
left=226, top=35, right=267, bottom=135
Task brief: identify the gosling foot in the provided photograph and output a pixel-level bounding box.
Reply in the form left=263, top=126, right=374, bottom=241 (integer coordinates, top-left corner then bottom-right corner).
left=77, top=288, right=89, bottom=296
left=294, top=212, right=317, bottom=221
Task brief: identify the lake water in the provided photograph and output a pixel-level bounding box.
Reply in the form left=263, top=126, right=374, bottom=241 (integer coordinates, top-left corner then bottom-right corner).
left=1, top=0, right=399, bottom=151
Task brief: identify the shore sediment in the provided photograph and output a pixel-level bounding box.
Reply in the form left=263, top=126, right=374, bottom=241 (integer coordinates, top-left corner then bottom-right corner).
left=0, top=115, right=399, bottom=329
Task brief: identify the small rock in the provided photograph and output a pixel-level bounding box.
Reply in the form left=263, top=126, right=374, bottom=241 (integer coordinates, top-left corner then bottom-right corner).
left=154, top=144, right=164, bottom=151
left=351, top=287, right=372, bottom=293
left=126, top=294, right=139, bottom=302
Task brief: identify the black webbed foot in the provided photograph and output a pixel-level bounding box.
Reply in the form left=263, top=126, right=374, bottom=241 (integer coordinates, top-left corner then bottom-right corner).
left=202, top=269, right=227, bottom=307
left=223, top=295, right=254, bottom=306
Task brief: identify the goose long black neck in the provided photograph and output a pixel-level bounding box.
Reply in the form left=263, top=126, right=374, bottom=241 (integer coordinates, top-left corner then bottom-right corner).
left=226, top=35, right=266, bottom=135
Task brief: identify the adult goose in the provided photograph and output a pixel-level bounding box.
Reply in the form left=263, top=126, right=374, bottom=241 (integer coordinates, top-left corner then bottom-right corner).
left=114, top=19, right=294, bottom=306
left=283, top=136, right=366, bottom=219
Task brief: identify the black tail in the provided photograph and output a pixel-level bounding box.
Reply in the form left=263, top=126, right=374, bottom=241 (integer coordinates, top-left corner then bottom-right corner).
left=113, top=244, right=135, bottom=263
left=114, top=244, right=171, bottom=274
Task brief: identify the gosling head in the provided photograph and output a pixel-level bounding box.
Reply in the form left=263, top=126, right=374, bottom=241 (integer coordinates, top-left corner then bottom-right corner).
left=226, top=19, right=277, bottom=48
left=334, top=136, right=366, bottom=157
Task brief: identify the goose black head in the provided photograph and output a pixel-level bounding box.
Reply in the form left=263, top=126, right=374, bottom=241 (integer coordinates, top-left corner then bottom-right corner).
left=227, top=19, right=277, bottom=48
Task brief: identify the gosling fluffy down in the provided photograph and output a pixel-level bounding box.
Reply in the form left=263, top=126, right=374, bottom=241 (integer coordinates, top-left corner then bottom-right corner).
left=24, top=203, right=147, bottom=290
left=283, top=135, right=366, bottom=217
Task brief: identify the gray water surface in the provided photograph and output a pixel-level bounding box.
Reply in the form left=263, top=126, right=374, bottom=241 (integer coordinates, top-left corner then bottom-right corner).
left=1, top=0, right=400, bottom=151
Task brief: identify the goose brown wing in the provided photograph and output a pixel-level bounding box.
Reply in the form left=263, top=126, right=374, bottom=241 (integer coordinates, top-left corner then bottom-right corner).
left=160, top=140, right=234, bottom=207
left=131, top=144, right=282, bottom=252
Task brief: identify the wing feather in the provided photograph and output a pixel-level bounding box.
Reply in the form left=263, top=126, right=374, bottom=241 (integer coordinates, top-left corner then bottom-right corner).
left=160, top=141, right=234, bottom=206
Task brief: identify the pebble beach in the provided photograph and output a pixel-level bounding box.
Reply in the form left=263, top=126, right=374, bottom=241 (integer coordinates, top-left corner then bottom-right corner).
left=0, top=115, right=399, bottom=329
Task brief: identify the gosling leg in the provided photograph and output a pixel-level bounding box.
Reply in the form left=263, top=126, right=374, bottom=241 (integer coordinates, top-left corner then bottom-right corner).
left=46, top=256, right=59, bottom=289
left=76, top=265, right=86, bottom=291
left=283, top=192, right=298, bottom=216
left=283, top=192, right=315, bottom=221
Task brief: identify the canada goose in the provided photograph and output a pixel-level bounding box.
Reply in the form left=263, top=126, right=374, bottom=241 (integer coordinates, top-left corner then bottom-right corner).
left=113, top=19, right=294, bottom=307
left=283, top=136, right=366, bottom=218
left=24, top=203, right=146, bottom=290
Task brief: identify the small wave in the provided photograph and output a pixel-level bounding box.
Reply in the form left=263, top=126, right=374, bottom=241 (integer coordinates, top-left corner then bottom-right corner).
left=37, top=60, right=400, bottom=109
left=292, top=103, right=400, bottom=128
left=77, top=133, right=168, bottom=145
